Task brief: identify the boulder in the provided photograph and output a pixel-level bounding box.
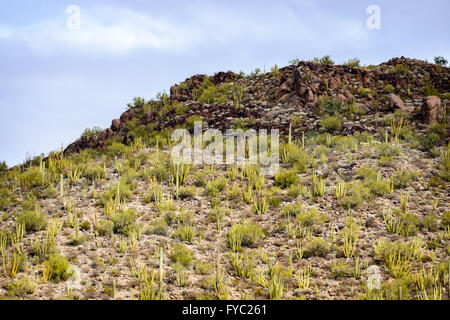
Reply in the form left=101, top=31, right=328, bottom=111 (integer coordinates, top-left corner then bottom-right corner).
left=388, top=93, right=413, bottom=113
left=336, top=94, right=348, bottom=104
left=111, top=119, right=121, bottom=132
left=422, top=96, right=442, bottom=124
left=329, top=77, right=340, bottom=90
left=275, top=82, right=292, bottom=100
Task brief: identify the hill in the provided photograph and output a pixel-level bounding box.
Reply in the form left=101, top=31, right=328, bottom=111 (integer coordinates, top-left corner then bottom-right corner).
left=0, top=56, right=449, bottom=300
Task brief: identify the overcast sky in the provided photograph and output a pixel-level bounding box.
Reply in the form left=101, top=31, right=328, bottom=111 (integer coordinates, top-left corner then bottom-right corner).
left=0, top=0, right=449, bottom=166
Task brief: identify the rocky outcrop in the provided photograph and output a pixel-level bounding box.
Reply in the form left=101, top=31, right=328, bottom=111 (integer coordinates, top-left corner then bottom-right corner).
left=422, top=96, right=442, bottom=125
left=64, top=57, right=449, bottom=156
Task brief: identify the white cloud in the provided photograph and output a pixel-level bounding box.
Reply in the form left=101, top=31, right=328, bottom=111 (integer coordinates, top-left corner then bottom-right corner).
left=0, top=6, right=206, bottom=54
left=0, top=3, right=369, bottom=56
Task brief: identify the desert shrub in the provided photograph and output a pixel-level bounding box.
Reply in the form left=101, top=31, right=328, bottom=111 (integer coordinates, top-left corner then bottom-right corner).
left=419, top=214, right=438, bottom=232
left=423, top=84, right=440, bottom=97
left=194, top=78, right=229, bottom=104
left=357, top=87, right=374, bottom=97
left=173, top=224, right=196, bottom=243
left=345, top=58, right=360, bottom=67
left=303, top=237, right=331, bottom=258
left=377, top=143, right=401, bottom=157
left=393, top=64, right=410, bottom=76
left=281, top=202, right=304, bottom=217
left=193, top=171, right=208, bottom=187
left=287, top=184, right=307, bottom=198
left=227, top=221, right=264, bottom=252
left=6, top=277, right=36, bottom=297
left=313, top=55, right=334, bottom=65
left=81, top=127, right=102, bottom=141
left=84, top=164, right=105, bottom=182
left=393, top=170, right=418, bottom=189
left=281, top=144, right=311, bottom=172
left=319, top=97, right=344, bottom=115
left=169, top=243, right=194, bottom=267
left=204, top=177, right=227, bottom=197
left=274, top=169, right=299, bottom=189
left=106, top=142, right=128, bottom=158
left=99, top=179, right=133, bottom=208
left=96, top=219, right=113, bottom=237
left=44, top=254, right=72, bottom=282
left=441, top=211, right=450, bottom=228
left=320, top=116, right=342, bottom=133
left=383, top=84, right=395, bottom=94
left=178, top=186, right=197, bottom=200
left=17, top=208, right=48, bottom=232
left=227, top=184, right=241, bottom=201
left=148, top=218, right=168, bottom=235
left=111, top=209, right=137, bottom=234
left=330, top=261, right=350, bottom=279
left=0, top=187, right=16, bottom=211
left=420, top=133, right=441, bottom=152
left=339, top=181, right=370, bottom=208
left=20, top=167, right=44, bottom=189
left=296, top=209, right=329, bottom=228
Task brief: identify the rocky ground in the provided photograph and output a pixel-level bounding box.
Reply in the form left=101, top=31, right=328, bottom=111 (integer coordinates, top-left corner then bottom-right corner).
left=0, top=57, right=449, bottom=300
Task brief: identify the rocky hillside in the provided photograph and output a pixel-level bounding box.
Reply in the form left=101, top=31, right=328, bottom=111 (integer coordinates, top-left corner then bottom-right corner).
left=66, top=57, right=449, bottom=154
left=0, top=57, right=449, bottom=300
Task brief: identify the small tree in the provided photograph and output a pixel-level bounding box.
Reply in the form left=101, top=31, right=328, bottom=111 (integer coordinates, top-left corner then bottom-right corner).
left=434, top=56, right=448, bottom=67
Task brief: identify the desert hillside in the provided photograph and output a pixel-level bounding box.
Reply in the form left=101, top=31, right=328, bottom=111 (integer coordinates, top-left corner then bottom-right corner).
left=0, top=56, right=449, bottom=300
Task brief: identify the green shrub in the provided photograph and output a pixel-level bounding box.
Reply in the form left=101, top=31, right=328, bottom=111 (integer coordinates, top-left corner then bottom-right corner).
left=420, top=133, right=441, bottom=152
left=111, top=209, right=137, bottom=234
left=320, top=116, right=342, bottom=133
left=313, top=55, right=334, bottom=65
left=383, top=84, right=395, bottom=94
left=281, top=144, right=311, bottom=172
left=281, top=202, right=304, bottom=217
left=148, top=218, right=168, bottom=235
left=173, top=224, right=196, bottom=243
left=319, top=97, right=344, bottom=115
left=340, top=181, right=370, bottom=208
left=6, top=277, right=36, bottom=297
left=434, top=56, right=448, bottom=66
left=420, top=214, right=438, bottom=232
left=296, top=209, right=329, bottom=228
left=274, top=169, right=299, bottom=189
left=0, top=161, right=7, bottom=172
left=423, top=84, right=440, bottom=97
left=377, top=143, right=401, bottom=157
left=441, top=211, right=450, bottom=228
left=303, top=237, right=331, bottom=258
left=106, top=142, right=128, bottom=158
left=205, top=177, right=228, bottom=196
left=345, top=58, right=360, bottom=67
left=0, top=187, right=16, bottom=211
left=357, top=87, right=374, bottom=97
left=44, top=254, right=72, bottom=282
left=393, top=170, right=418, bottom=189
left=20, top=167, right=44, bottom=189
left=179, top=186, right=197, bottom=200
left=17, top=208, right=48, bottom=232
left=393, top=64, right=410, bottom=76
left=169, top=244, right=194, bottom=267
left=227, top=221, right=264, bottom=252
left=84, top=164, right=105, bottom=182
left=96, top=219, right=113, bottom=237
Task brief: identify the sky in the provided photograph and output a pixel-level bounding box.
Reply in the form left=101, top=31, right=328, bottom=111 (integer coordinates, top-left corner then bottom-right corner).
left=0, top=0, right=449, bottom=167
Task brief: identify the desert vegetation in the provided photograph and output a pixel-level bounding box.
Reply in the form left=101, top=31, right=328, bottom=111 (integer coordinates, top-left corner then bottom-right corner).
left=0, top=56, right=449, bottom=300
